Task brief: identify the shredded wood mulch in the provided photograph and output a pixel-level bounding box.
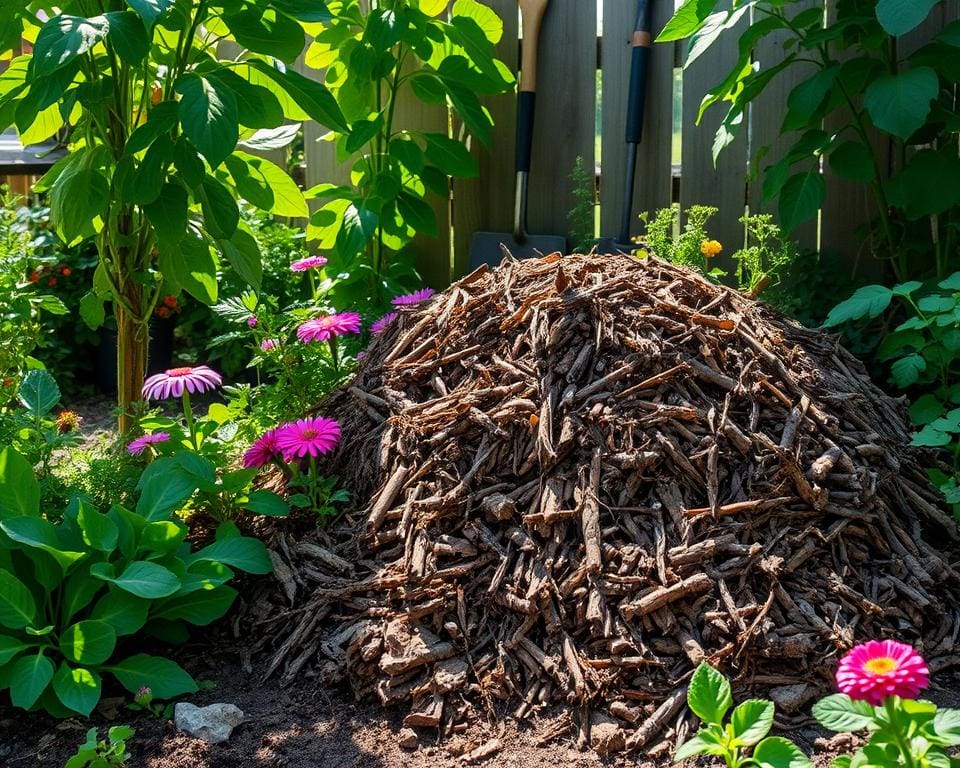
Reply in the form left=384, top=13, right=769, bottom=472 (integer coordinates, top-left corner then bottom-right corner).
left=247, top=253, right=960, bottom=758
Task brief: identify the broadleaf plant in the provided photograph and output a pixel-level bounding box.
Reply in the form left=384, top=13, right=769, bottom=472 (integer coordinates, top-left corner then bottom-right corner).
left=0, top=445, right=272, bottom=717
left=0, top=0, right=343, bottom=432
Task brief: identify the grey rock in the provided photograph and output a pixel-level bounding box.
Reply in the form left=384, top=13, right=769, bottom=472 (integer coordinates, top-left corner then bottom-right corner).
left=174, top=702, right=244, bottom=744
left=398, top=727, right=419, bottom=750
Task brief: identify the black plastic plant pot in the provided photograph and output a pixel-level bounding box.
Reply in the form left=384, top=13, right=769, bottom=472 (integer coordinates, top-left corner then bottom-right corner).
left=95, top=316, right=177, bottom=395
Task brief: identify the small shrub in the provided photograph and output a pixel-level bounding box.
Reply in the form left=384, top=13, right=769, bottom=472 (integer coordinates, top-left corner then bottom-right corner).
left=64, top=726, right=133, bottom=768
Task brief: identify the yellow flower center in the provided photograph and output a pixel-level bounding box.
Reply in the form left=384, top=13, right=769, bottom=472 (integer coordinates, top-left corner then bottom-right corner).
left=302, top=429, right=317, bottom=439
left=863, top=657, right=897, bottom=675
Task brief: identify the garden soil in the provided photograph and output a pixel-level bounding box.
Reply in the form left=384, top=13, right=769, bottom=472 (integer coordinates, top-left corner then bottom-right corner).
left=255, top=253, right=960, bottom=755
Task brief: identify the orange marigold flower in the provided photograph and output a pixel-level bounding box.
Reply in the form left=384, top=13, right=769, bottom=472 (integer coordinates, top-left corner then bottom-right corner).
left=700, top=239, right=723, bottom=258
left=163, top=295, right=178, bottom=308
left=60, top=266, right=71, bottom=276
left=155, top=306, right=171, bottom=319
left=55, top=410, right=82, bottom=434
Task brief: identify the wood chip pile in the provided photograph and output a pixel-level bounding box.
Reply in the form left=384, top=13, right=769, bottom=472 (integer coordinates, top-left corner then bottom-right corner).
left=255, top=254, right=960, bottom=756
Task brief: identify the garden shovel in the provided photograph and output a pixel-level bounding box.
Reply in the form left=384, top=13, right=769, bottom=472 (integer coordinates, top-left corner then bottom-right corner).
left=597, top=0, right=654, bottom=255
left=469, top=0, right=567, bottom=269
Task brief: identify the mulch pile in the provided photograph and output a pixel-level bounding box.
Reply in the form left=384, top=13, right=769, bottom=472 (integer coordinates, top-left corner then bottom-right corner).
left=249, top=253, right=960, bottom=758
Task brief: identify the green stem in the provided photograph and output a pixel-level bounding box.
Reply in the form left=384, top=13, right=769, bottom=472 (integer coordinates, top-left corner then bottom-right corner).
left=884, top=698, right=918, bottom=768
left=182, top=392, right=198, bottom=451
left=327, top=338, right=340, bottom=372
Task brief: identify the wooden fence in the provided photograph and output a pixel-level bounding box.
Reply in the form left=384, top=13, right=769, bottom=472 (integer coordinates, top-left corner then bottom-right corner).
left=298, top=0, right=959, bottom=288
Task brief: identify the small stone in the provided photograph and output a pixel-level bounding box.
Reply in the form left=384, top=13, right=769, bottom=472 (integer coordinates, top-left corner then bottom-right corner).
left=433, top=657, right=469, bottom=693
left=398, top=728, right=419, bottom=750
left=175, top=702, right=244, bottom=744
left=589, top=713, right=625, bottom=755
left=769, top=684, right=813, bottom=714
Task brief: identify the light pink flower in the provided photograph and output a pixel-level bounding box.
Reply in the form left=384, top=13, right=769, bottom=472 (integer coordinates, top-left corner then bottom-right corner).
left=391, top=288, right=435, bottom=306
left=297, top=313, right=362, bottom=343
left=260, top=338, right=278, bottom=352
left=243, top=428, right=282, bottom=469
left=141, top=366, right=222, bottom=400
left=275, top=417, right=341, bottom=460
left=247, top=316, right=258, bottom=328
left=370, top=312, right=397, bottom=335
left=127, top=432, right=170, bottom=456
left=290, top=256, right=328, bottom=272
left=836, top=640, right=929, bottom=705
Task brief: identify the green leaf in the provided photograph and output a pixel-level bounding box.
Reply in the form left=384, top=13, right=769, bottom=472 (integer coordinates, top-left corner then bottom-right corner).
left=51, top=168, right=108, bottom=241
left=824, top=285, right=894, bottom=327
left=144, top=182, right=189, bottom=249
left=876, top=0, right=939, bottom=37
left=687, top=662, right=733, bottom=725
left=17, top=369, right=59, bottom=416
left=106, top=654, right=197, bottom=699
left=731, top=699, right=775, bottom=746
left=396, top=191, right=438, bottom=236
left=891, top=354, right=927, bottom=388
left=829, top=141, right=875, bottom=183
left=76, top=501, right=118, bottom=552
left=188, top=536, right=273, bottom=574
left=52, top=664, right=101, bottom=716
left=246, top=61, right=348, bottom=133
left=218, top=229, right=263, bottom=292
left=0, top=447, right=39, bottom=519
left=224, top=8, right=305, bottom=63
left=153, top=585, right=237, bottom=625
left=939, top=272, right=960, bottom=291
left=125, top=101, right=179, bottom=155
left=657, top=0, right=718, bottom=42
left=346, top=115, right=384, bottom=154
left=158, top=235, right=218, bottom=305
left=886, top=151, right=960, bottom=220
left=225, top=152, right=308, bottom=217
left=1, top=516, right=86, bottom=570
left=91, top=561, right=180, bottom=599
left=812, top=694, right=876, bottom=732
left=173, top=137, right=205, bottom=189
left=783, top=67, right=838, bottom=132
left=60, top=620, right=116, bottom=665
left=779, top=171, right=824, bottom=233
left=79, top=292, right=106, bottom=330
left=864, top=68, right=939, bottom=140
left=32, top=15, right=109, bottom=77
left=932, top=709, right=960, bottom=746
left=675, top=725, right=727, bottom=761
left=910, top=394, right=945, bottom=425
left=753, top=736, right=813, bottom=768
left=0, top=636, right=30, bottom=666
left=423, top=133, right=477, bottom=178
left=452, top=0, right=503, bottom=43
left=241, top=490, right=289, bottom=517
left=686, top=6, right=752, bottom=68
left=89, top=590, right=149, bottom=636
left=125, top=0, right=174, bottom=26
left=9, top=652, right=53, bottom=709
left=60, top=570, right=104, bottom=625
left=174, top=74, right=238, bottom=169
left=200, top=176, right=239, bottom=239
left=239, top=124, right=300, bottom=151
left=104, top=11, right=149, bottom=65
left=139, top=520, right=187, bottom=554
left=912, top=424, right=953, bottom=447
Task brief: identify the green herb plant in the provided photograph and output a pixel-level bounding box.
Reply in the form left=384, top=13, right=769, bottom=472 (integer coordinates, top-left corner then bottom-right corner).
left=65, top=725, right=134, bottom=768
left=0, top=445, right=273, bottom=717
left=732, top=214, right=798, bottom=299
left=568, top=156, right=596, bottom=254
left=812, top=693, right=960, bottom=768
left=640, top=204, right=724, bottom=277
left=0, top=0, right=345, bottom=431
left=675, top=662, right=812, bottom=768
left=658, top=1, right=960, bottom=283
left=303, top=0, right=513, bottom=310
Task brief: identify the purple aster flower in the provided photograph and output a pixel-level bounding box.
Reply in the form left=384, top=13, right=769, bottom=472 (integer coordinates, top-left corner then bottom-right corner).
left=290, top=256, right=328, bottom=272
left=141, top=366, right=222, bottom=400
left=260, top=338, right=278, bottom=352
left=391, top=288, right=435, bottom=307
left=247, top=316, right=258, bottom=328
left=370, top=312, right=398, bottom=335
left=297, top=312, right=362, bottom=343
left=127, top=432, right=171, bottom=456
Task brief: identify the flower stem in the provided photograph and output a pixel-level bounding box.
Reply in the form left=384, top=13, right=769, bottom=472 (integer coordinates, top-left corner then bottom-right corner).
left=182, top=392, right=198, bottom=451
left=328, top=338, right=340, bottom=372
left=885, top=698, right=918, bottom=768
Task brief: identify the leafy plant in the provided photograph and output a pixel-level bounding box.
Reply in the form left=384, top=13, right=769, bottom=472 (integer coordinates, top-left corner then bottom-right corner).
left=675, top=663, right=812, bottom=768
left=732, top=214, right=798, bottom=299
left=640, top=204, right=724, bottom=277
left=302, top=0, right=513, bottom=310
left=0, top=0, right=343, bottom=431
left=0, top=445, right=272, bottom=717
left=813, top=693, right=960, bottom=768
left=65, top=725, right=134, bottom=768
left=659, top=0, right=960, bottom=283
left=568, top=156, right=596, bottom=254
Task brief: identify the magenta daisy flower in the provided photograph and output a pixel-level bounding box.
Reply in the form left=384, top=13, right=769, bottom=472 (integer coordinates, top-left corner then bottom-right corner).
left=370, top=312, right=397, bottom=335
left=243, top=428, right=282, bottom=469
left=275, top=417, right=341, bottom=460
left=391, top=288, right=435, bottom=307
left=836, top=640, right=929, bottom=705
left=297, top=313, right=362, bottom=343
left=290, top=256, right=328, bottom=272
left=127, top=432, right=170, bottom=456
left=141, top=366, right=222, bottom=400
left=247, top=316, right=258, bottom=328
left=260, top=338, right=278, bottom=352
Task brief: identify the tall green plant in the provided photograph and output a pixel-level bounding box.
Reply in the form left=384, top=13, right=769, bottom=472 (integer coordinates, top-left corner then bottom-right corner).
left=0, top=0, right=345, bottom=431
left=301, top=0, right=513, bottom=310
left=659, top=0, right=959, bottom=283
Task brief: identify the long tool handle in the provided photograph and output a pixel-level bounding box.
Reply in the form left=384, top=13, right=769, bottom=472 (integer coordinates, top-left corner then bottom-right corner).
left=619, top=0, right=653, bottom=244
left=514, top=0, right=550, bottom=240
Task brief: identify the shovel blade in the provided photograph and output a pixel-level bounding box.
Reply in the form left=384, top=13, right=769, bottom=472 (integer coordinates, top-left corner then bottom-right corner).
left=469, top=232, right=567, bottom=270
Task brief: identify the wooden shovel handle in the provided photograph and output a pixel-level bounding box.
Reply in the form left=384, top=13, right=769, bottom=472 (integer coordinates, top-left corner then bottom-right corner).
left=518, top=0, right=549, bottom=93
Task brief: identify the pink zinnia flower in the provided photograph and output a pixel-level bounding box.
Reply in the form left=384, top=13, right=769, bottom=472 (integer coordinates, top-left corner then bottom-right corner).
left=260, top=338, right=278, bottom=352
left=127, top=432, right=170, bottom=456
left=247, top=316, right=258, bottom=328
left=370, top=312, right=397, bottom=335
left=290, top=256, right=328, bottom=272
left=243, top=428, right=282, bottom=469
left=275, top=417, right=341, bottom=460
left=391, top=288, right=435, bottom=306
left=297, top=313, right=362, bottom=343
left=836, top=640, right=929, bottom=705
left=141, top=366, right=222, bottom=400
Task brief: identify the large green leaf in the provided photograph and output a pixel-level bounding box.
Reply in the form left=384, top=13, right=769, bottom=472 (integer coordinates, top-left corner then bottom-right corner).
left=224, top=7, right=305, bottom=63
left=828, top=141, right=875, bottom=183
left=125, top=0, right=174, bottom=26
left=891, top=354, right=927, bottom=388
left=812, top=694, right=876, bottom=732
left=824, top=285, right=894, bottom=327
left=246, top=60, right=348, bottom=132
left=60, top=569, right=104, bottom=625
left=52, top=664, right=101, bottom=716
left=60, top=620, right=116, bottom=665
left=51, top=168, right=109, bottom=242
left=864, top=67, right=939, bottom=140
left=0, top=636, right=30, bottom=666
left=200, top=175, right=239, bottom=239
left=876, top=0, right=939, bottom=37
left=89, top=590, right=149, bottom=636
left=0, top=570, right=37, bottom=629
left=106, top=654, right=197, bottom=699
left=76, top=501, right=119, bottom=553
left=241, top=490, right=289, bottom=517
left=752, top=737, right=813, bottom=768
left=32, top=15, right=109, bottom=77
left=687, top=662, right=732, bottom=726
left=90, top=561, right=180, bottom=599
left=218, top=229, right=263, bottom=292
left=17, top=369, right=60, bottom=417
left=657, top=0, right=718, bottom=42
left=153, top=585, right=237, bottom=625
left=144, top=182, right=189, bottom=249
left=188, top=536, right=273, bottom=574
left=9, top=652, right=53, bottom=709
left=778, top=171, right=824, bottom=233
left=1, top=517, right=86, bottom=570
left=104, top=11, right=149, bottom=65
left=158, top=234, right=218, bottom=305
left=225, top=152, right=308, bottom=217
left=0, top=446, right=40, bottom=518
left=423, top=133, right=477, bottom=178
left=886, top=150, right=960, bottom=219
left=731, top=699, right=774, bottom=746
left=135, top=456, right=201, bottom=520
left=685, top=6, right=752, bottom=68
left=174, top=73, right=238, bottom=168
left=139, top=520, right=187, bottom=554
